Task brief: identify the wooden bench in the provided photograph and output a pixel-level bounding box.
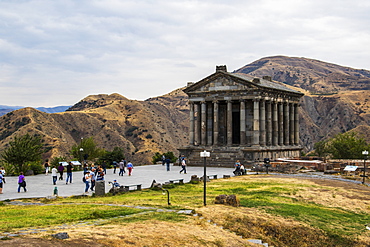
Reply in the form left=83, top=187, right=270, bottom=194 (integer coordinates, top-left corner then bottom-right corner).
left=207, top=174, right=217, bottom=179
left=124, top=184, right=142, bottom=191
left=169, top=179, right=184, bottom=184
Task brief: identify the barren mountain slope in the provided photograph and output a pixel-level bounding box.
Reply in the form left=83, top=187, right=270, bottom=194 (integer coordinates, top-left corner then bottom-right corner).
left=0, top=92, right=190, bottom=165
left=235, top=56, right=370, bottom=152
left=235, top=55, right=370, bottom=94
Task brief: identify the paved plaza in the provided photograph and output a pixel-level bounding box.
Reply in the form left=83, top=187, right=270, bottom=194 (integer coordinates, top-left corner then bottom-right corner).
left=0, top=164, right=234, bottom=201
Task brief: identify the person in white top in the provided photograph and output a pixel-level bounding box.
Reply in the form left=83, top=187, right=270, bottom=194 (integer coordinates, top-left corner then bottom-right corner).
left=84, top=171, right=92, bottom=194
left=51, top=166, right=58, bottom=185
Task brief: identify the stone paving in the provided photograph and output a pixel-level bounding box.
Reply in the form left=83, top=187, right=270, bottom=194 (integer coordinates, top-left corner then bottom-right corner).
left=0, top=164, right=234, bottom=201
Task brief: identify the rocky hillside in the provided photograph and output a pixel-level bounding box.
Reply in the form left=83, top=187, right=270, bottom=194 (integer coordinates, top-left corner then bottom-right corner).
left=235, top=56, right=370, bottom=94
left=0, top=91, right=189, bottom=165
left=235, top=56, right=370, bottom=151
left=0, top=56, right=368, bottom=163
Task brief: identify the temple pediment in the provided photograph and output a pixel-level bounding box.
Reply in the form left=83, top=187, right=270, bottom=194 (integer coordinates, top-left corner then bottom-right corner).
left=184, top=65, right=303, bottom=97
left=185, top=73, right=257, bottom=94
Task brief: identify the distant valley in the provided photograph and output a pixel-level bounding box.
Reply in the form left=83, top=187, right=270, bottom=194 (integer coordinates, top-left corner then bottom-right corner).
left=0, top=105, right=71, bottom=116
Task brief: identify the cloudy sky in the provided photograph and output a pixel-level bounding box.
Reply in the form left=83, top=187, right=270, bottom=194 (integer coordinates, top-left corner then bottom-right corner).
left=0, top=0, right=369, bottom=107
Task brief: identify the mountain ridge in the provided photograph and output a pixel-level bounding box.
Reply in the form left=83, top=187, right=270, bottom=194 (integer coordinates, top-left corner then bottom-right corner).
left=0, top=56, right=369, bottom=164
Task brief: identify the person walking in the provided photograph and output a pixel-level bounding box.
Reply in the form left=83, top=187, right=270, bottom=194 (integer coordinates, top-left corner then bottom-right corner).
left=44, top=159, right=50, bottom=175
left=17, top=172, right=27, bottom=193
left=127, top=161, right=133, bottom=176
left=112, top=161, right=118, bottom=174
left=102, top=161, right=107, bottom=175
left=90, top=168, right=96, bottom=191
left=83, top=171, right=91, bottom=194
left=0, top=170, right=5, bottom=194
left=57, top=163, right=64, bottom=180
left=51, top=166, right=58, bottom=185
left=179, top=158, right=187, bottom=174
left=162, top=155, right=166, bottom=166
left=165, top=157, right=171, bottom=171
left=66, top=162, right=74, bottom=184
left=118, top=160, right=125, bottom=176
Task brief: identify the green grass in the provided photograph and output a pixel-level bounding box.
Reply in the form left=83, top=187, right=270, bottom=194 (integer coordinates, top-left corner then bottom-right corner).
left=1, top=176, right=369, bottom=246
left=0, top=204, right=146, bottom=232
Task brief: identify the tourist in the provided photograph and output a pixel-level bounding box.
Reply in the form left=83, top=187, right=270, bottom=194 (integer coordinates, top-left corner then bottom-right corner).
left=0, top=170, right=5, bottom=194
left=90, top=168, right=96, bottom=191
left=51, top=166, right=58, bottom=185
left=96, top=167, right=105, bottom=181
left=233, top=160, right=241, bottom=176
left=179, top=158, right=187, bottom=174
left=112, top=161, right=118, bottom=174
left=44, top=159, right=50, bottom=175
left=162, top=155, right=166, bottom=166
left=90, top=163, right=96, bottom=171
left=66, top=162, right=74, bottom=184
left=118, top=160, right=125, bottom=176
left=0, top=167, right=5, bottom=176
left=127, top=161, right=133, bottom=176
left=102, top=161, right=107, bottom=175
left=17, top=172, right=27, bottom=193
left=57, top=163, right=64, bottom=180
left=83, top=164, right=88, bottom=173
left=240, top=164, right=246, bottom=175
left=165, top=157, right=171, bottom=171
left=112, top=179, right=120, bottom=187
left=83, top=171, right=91, bottom=194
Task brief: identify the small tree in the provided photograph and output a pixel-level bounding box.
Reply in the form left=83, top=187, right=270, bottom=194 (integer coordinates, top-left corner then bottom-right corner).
left=314, top=132, right=369, bottom=159
left=152, top=151, right=177, bottom=164
left=328, top=132, right=368, bottom=159
left=70, top=137, right=105, bottom=162
left=97, top=147, right=125, bottom=166
left=0, top=133, right=44, bottom=174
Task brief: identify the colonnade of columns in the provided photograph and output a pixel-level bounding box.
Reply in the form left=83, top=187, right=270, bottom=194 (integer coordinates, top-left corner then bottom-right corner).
left=189, top=98, right=300, bottom=147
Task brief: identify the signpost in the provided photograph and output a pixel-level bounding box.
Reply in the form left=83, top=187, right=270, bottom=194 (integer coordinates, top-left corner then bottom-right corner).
left=362, top=150, right=369, bottom=184
left=200, top=150, right=210, bottom=206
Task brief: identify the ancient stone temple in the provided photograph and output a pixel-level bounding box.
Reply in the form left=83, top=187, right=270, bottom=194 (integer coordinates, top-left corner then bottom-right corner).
left=178, top=65, right=304, bottom=167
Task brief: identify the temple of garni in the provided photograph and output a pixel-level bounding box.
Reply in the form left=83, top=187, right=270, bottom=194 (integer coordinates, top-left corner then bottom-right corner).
left=178, top=65, right=304, bottom=167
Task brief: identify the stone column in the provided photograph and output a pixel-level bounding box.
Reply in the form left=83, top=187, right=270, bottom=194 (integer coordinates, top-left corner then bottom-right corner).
left=294, top=103, right=299, bottom=145
left=201, top=101, right=207, bottom=146
left=252, top=99, right=260, bottom=146
left=194, top=103, right=200, bottom=145
left=289, top=103, right=294, bottom=145
left=278, top=102, right=283, bottom=145
left=283, top=102, right=289, bottom=146
left=266, top=101, right=272, bottom=146
left=213, top=100, right=219, bottom=146
left=207, top=102, right=213, bottom=146
left=259, top=100, right=266, bottom=146
left=240, top=99, right=246, bottom=145
left=272, top=101, right=278, bottom=146
left=227, top=100, right=232, bottom=146
left=189, top=102, right=194, bottom=145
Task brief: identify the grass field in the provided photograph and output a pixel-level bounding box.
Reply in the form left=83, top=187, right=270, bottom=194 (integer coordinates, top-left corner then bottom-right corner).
left=1, top=174, right=370, bottom=246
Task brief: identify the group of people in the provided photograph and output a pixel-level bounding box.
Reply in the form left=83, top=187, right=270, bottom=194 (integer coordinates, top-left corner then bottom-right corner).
left=161, top=155, right=187, bottom=174
left=233, top=160, right=247, bottom=176
left=82, top=160, right=134, bottom=194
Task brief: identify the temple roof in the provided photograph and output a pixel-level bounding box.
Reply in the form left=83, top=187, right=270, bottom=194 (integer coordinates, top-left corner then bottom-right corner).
left=184, top=65, right=304, bottom=96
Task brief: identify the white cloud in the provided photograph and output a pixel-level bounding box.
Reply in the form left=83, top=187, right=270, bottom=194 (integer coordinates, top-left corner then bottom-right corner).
left=0, top=0, right=369, bottom=107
